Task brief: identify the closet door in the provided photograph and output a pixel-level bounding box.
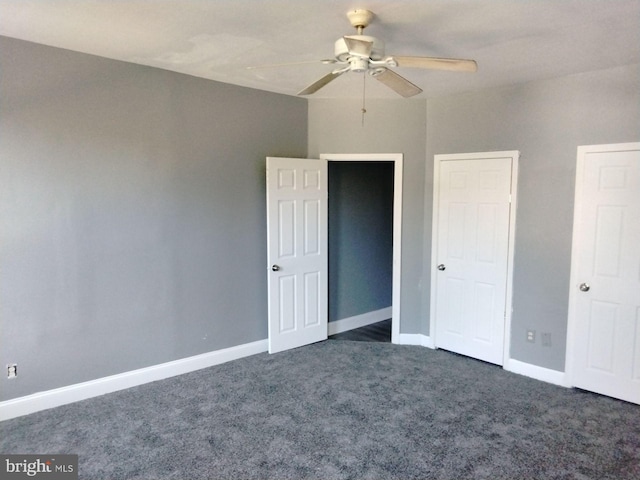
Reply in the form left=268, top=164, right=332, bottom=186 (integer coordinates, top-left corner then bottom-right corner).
left=432, top=151, right=518, bottom=366
left=568, top=143, right=640, bottom=404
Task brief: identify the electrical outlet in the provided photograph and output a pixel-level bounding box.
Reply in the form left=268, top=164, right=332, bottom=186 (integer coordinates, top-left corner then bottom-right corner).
left=7, top=364, right=17, bottom=379
left=542, top=332, right=552, bottom=347
left=526, top=330, right=536, bottom=343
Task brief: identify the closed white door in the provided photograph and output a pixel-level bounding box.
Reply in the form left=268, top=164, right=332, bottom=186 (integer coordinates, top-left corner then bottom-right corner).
left=266, top=157, right=328, bottom=354
left=432, top=152, right=518, bottom=365
left=568, top=143, right=640, bottom=404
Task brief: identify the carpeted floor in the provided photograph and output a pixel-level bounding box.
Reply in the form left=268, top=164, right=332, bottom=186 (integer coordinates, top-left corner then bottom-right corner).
left=1, top=340, right=639, bottom=479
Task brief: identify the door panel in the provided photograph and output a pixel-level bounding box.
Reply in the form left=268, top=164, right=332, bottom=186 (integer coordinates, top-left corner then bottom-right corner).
left=569, top=144, right=640, bottom=404
left=434, top=154, right=515, bottom=365
left=473, top=282, right=495, bottom=342
left=267, top=157, right=327, bottom=354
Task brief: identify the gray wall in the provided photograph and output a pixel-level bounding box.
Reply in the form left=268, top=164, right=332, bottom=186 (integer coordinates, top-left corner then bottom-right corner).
left=426, top=64, right=640, bottom=371
left=0, top=37, right=307, bottom=401
left=309, top=99, right=428, bottom=334
left=328, top=161, right=394, bottom=321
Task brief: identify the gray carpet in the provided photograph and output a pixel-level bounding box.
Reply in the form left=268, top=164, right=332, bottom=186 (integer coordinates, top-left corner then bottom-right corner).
left=1, top=341, right=639, bottom=479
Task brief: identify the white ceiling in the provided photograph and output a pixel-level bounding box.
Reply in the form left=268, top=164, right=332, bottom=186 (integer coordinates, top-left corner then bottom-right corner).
left=1, top=0, right=639, bottom=99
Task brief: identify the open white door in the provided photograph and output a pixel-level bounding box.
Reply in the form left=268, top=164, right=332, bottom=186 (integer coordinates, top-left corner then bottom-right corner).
left=567, top=143, right=640, bottom=404
left=266, top=157, right=328, bottom=354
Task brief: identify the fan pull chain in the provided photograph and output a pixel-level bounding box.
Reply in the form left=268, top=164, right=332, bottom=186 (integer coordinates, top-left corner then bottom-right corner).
left=361, top=72, right=367, bottom=127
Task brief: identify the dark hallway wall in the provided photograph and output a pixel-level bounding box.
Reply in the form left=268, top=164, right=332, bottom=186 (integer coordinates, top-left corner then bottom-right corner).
left=328, top=161, right=394, bottom=321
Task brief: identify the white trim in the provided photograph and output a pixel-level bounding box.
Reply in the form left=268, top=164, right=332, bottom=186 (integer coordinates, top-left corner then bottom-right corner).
left=0, top=339, right=268, bottom=421
left=504, top=358, right=569, bottom=387
left=328, top=307, right=392, bottom=335
left=396, top=341, right=568, bottom=387
left=429, top=150, right=519, bottom=366
left=397, top=334, right=435, bottom=349
left=503, top=154, right=519, bottom=365
left=320, top=153, right=403, bottom=345
left=565, top=144, right=589, bottom=388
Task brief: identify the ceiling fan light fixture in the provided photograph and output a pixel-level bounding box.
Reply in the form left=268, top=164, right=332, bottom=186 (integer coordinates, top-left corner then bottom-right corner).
left=349, top=57, right=369, bottom=73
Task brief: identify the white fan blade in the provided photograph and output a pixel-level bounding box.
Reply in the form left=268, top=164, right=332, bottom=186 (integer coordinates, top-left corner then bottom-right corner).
left=247, top=59, right=336, bottom=70
left=298, top=69, right=348, bottom=95
left=373, top=69, right=423, bottom=97
left=393, top=56, right=477, bottom=72
left=344, top=36, right=373, bottom=58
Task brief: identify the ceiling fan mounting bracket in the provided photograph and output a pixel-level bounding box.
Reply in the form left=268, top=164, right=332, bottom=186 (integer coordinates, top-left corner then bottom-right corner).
left=347, top=9, right=374, bottom=31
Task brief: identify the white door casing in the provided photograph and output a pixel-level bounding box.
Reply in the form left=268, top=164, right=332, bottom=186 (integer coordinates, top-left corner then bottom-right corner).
left=266, top=157, right=328, bottom=354
left=430, top=151, right=519, bottom=366
left=320, top=153, right=403, bottom=344
left=566, top=143, right=640, bottom=404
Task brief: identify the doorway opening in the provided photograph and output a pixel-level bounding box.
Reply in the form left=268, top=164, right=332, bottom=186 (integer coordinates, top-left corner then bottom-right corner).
left=327, top=161, right=393, bottom=343
left=321, top=153, right=403, bottom=344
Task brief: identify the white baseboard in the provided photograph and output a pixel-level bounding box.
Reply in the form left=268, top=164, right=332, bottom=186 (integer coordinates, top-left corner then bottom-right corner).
left=396, top=333, right=435, bottom=348
left=504, top=358, right=569, bottom=387
left=394, top=338, right=568, bottom=388
left=328, top=307, right=392, bottom=335
left=0, top=339, right=268, bottom=421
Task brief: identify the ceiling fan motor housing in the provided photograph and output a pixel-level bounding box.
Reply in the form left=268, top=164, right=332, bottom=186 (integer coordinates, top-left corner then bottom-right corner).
left=334, top=35, right=385, bottom=62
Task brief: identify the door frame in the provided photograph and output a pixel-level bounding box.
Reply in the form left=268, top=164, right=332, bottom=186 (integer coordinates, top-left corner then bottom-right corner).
left=565, top=142, right=640, bottom=390
left=429, top=151, right=519, bottom=366
left=320, top=153, right=403, bottom=344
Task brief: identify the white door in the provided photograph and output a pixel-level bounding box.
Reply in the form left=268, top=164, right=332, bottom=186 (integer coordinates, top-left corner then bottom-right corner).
left=432, top=152, right=518, bottom=365
left=568, top=143, right=640, bottom=404
left=266, top=157, right=328, bottom=354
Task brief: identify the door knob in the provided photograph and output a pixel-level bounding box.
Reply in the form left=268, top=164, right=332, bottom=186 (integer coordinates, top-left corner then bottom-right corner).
left=271, top=265, right=281, bottom=272
left=437, top=264, right=446, bottom=271
left=579, top=283, right=590, bottom=292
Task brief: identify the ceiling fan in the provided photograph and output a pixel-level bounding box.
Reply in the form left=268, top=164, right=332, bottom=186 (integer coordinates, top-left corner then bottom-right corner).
left=294, top=9, right=477, bottom=97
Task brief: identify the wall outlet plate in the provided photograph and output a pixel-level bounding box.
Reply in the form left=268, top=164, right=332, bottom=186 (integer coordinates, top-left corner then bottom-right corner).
left=7, top=364, right=17, bottom=379
left=526, top=330, right=535, bottom=343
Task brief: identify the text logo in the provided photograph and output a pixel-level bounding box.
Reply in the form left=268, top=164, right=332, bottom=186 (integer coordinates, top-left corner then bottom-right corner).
left=1, top=455, right=78, bottom=480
